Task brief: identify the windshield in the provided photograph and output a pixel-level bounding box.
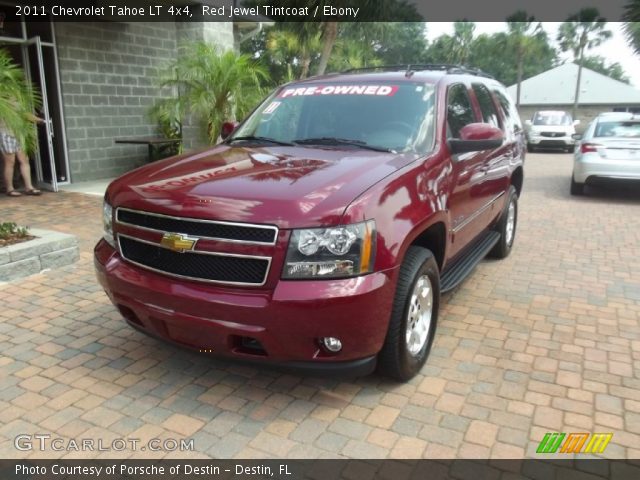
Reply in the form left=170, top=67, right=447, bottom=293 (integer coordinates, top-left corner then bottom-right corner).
left=594, top=121, right=640, bottom=138
left=231, top=82, right=437, bottom=154
left=532, top=112, right=573, bottom=126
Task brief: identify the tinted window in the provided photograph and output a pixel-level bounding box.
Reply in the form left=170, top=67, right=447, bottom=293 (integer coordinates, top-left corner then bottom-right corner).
left=447, top=84, right=475, bottom=138
left=473, top=84, right=500, bottom=128
left=233, top=83, right=437, bottom=155
left=493, top=89, right=522, bottom=131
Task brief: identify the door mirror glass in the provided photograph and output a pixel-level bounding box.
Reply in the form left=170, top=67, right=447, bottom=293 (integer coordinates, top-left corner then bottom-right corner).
left=572, top=133, right=582, bottom=140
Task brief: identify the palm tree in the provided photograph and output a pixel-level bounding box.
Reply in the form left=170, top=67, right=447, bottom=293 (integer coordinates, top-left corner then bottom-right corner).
left=557, top=9, right=611, bottom=118
left=0, top=48, right=41, bottom=154
left=153, top=43, right=268, bottom=144
left=506, top=11, right=542, bottom=108
left=449, top=22, right=476, bottom=64
left=266, top=26, right=321, bottom=79
left=622, top=1, right=640, bottom=53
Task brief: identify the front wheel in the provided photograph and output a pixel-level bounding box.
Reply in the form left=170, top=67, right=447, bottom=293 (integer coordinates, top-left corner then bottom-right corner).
left=378, top=246, right=440, bottom=381
left=490, top=185, right=518, bottom=259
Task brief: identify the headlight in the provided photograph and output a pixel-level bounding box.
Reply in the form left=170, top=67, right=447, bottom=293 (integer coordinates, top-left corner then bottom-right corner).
left=102, top=201, right=115, bottom=248
left=282, top=220, right=376, bottom=279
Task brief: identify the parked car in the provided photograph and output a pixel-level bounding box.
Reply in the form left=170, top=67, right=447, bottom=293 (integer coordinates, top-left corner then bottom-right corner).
left=571, top=112, right=640, bottom=195
left=95, top=65, right=525, bottom=380
left=526, top=110, right=579, bottom=153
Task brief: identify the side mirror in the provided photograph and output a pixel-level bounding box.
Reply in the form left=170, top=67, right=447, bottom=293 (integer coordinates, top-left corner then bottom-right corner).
left=221, top=121, right=239, bottom=140
left=448, top=123, right=504, bottom=154
left=525, top=120, right=532, bottom=127
left=573, top=119, right=581, bottom=126
left=572, top=133, right=582, bottom=140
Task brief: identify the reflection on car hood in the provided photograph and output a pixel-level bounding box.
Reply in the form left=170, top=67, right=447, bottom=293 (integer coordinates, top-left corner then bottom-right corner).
left=108, top=144, right=418, bottom=228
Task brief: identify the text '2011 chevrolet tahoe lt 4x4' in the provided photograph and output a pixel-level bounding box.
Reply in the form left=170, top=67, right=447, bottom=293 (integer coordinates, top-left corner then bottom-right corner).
left=95, top=65, right=525, bottom=381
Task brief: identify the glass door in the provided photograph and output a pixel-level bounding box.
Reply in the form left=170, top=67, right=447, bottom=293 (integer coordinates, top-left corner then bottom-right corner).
left=24, top=35, right=58, bottom=191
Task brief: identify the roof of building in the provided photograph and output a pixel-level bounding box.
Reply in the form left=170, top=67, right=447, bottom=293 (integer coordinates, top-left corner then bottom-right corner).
left=507, top=63, right=640, bottom=105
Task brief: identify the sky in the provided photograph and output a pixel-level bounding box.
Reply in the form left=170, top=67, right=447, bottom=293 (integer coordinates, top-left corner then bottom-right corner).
left=425, top=22, right=640, bottom=87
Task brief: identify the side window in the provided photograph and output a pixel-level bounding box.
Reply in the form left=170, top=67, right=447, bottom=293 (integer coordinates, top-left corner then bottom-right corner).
left=473, top=84, right=500, bottom=128
left=493, top=88, right=522, bottom=132
left=447, top=84, right=476, bottom=138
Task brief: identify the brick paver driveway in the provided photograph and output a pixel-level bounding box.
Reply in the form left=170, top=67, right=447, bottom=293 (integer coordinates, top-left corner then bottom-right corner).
left=1, top=153, right=639, bottom=460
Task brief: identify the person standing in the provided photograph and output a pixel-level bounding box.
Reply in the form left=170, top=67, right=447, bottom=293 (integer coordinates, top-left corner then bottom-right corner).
left=0, top=108, right=42, bottom=197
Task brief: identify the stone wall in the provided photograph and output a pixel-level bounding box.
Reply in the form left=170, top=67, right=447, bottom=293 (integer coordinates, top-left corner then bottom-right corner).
left=56, top=21, right=235, bottom=182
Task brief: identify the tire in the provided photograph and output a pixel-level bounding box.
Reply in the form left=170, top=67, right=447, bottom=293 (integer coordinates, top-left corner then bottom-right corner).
left=489, top=185, right=518, bottom=259
left=566, top=146, right=575, bottom=154
left=527, top=144, right=535, bottom=153
left=570, top=175, right=584, bottom=196
left=378, top=246, right=440, bottom=381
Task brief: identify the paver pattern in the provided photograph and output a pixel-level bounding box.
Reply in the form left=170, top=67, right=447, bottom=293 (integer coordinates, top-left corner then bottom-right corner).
left=1, top=153, right=639, bottom=459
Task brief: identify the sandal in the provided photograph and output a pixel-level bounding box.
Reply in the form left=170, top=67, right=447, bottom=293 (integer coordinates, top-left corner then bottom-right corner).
left=6, top=190, right=22, bottom=197
left=24, top=189, right=42, bottom=196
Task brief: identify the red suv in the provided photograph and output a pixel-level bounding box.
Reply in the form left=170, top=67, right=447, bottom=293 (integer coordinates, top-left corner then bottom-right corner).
left=95, top=65, right=525, bottom=380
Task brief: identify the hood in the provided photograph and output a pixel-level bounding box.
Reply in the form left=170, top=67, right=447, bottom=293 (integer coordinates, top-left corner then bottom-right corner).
left=108, top=145, right=417, bottom=228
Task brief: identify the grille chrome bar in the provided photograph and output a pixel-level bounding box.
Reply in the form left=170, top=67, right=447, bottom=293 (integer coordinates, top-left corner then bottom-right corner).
left=116, top=207, right=278, bottom=245
left=117, top=233, right=272, bottom=286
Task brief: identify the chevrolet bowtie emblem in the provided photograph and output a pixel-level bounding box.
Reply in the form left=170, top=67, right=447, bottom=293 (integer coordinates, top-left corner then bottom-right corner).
left=160, top=233, right=197, bottom=252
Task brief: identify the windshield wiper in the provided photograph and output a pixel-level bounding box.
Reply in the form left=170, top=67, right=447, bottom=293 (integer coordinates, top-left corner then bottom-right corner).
left=293, top=137, right=395, bottom=153
left=227, top=136, right=295, bottom=146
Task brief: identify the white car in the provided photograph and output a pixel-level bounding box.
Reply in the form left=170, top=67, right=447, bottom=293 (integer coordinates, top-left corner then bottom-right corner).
left=526, top=110, right=580, bottom=153
left=571, top=112, right=640, bottom=195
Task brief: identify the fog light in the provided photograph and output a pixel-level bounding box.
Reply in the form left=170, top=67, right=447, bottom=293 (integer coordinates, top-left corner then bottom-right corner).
left=321, top=337, right=342, bottom=353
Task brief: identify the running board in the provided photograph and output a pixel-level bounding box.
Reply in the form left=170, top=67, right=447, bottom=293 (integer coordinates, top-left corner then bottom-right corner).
left=440, top=231, right=500, bottom=293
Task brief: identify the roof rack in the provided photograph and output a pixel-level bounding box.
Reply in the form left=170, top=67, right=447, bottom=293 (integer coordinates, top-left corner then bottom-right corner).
left=341, top=64, right=494, bottom=79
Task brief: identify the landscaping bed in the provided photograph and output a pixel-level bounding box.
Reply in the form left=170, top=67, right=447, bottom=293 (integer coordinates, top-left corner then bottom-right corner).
left=0, top=224, right=79, bottom=282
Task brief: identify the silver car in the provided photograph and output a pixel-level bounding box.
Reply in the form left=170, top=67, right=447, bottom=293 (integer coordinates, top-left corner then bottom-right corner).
left=571, top=112, right=640, bottom=195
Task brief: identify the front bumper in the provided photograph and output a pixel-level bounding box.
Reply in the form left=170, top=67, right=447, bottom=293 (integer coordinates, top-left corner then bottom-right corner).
left=528, top=135, right=574, bottom=148
left=573, top=154, right=640, bottom=184
left=94, top=240, right=396, bottom=375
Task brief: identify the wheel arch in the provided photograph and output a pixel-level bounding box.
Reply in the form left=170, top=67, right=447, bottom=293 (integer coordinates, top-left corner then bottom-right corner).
left=408, top=221, right=447, bottom=272
left=511, top=166, right=524, bottom=196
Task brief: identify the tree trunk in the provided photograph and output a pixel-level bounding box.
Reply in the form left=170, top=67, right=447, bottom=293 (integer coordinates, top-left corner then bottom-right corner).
left=573, top=46, right=584, bottom=120
left=316, top=22, right=338, bottom=76
left=516, top=50, right=523, bottom=108
left=300, top=50, right=311, bottom=79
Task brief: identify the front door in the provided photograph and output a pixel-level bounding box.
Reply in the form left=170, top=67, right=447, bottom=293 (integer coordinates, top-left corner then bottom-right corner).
left=24, top=36, right=58, bottom=191
left=445, top=83, right=488, bottom=258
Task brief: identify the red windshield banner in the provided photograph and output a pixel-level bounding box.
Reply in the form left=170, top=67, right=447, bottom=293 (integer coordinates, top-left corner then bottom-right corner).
left=279, top=85, right=399, bottom=98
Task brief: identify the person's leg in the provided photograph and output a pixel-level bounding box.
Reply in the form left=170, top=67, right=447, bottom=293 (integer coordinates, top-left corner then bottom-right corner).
left=16, top=150, right=39, bottom=193
left=2, top=152, right=18, bottom=193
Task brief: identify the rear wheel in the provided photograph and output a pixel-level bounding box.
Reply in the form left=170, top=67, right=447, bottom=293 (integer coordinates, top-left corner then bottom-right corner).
left=570, top=175, right=584, bottom=195
left=378, top=246, right=440, bottom=381
left=489, top=186, right=518, bottom=259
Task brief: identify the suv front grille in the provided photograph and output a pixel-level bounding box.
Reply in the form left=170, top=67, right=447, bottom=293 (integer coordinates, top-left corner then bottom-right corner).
left=540, top=132, right=565, bottom=138
left=117, top=208, right=277, bottom=244
left=118, top=235, right=271, bottom=286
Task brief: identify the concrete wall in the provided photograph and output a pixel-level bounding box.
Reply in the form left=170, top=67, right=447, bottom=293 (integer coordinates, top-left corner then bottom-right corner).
left=55, top=22, right=178, bottom=182
left=56, top=21, right=235, bottom=182
left=517, top=104, right=640, bottom=133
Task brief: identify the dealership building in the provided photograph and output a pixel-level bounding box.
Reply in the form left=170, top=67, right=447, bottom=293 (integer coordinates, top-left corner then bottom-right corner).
left=0, top=1, right=263, bottom=191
